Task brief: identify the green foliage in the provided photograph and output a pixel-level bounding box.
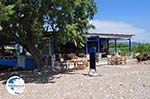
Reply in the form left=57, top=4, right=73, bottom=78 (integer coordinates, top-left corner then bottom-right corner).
left=1, top=0, right=96, bottom=47
left=109, top=42, right=129, bottom=54
left=0, top=0, right=15, bottom=44
left=110, top=42, right=150, bottom=55
left=1, top=0, right=44, bottom=43
left=133, top=43, right=150, bottom=54
left=110, top=42, right=128, bottom=48
left=41, top=0, right=97, bottom=47
left=0, top=1, right=14, bottom=22
left=0, top=0, right=14, bottom=31
left=0, top=0, right=97, bottom=68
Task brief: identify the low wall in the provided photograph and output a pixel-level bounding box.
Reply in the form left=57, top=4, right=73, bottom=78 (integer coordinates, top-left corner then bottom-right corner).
left=0, top=56, right=37, bottom=70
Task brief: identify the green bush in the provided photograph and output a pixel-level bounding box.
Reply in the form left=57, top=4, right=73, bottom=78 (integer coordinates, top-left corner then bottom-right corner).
left=133, top=43, right=150, bottom=54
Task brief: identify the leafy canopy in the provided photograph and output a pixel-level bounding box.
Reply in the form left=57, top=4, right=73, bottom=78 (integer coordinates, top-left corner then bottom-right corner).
left=0, top=0, right=14, bottom=31
left=0, top=0, right=97, bottom=68
left=42, top=0, right=97, bottom=47
left=1, top=0, right=96, bottom=47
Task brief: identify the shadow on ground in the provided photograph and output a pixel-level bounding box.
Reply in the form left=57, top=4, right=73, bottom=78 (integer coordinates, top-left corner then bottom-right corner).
left=0, top=66, right=77, bottom=84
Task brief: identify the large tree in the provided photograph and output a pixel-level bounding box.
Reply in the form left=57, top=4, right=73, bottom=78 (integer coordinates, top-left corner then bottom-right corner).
left=1, top=0, right=97, bottom=69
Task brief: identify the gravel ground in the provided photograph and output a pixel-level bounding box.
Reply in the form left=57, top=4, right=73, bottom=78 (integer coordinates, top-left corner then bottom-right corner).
left=0, top=60, right=150, bottom=99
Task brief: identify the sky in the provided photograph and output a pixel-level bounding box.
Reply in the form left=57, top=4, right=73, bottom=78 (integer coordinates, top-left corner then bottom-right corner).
left=89, top=0, right=150, bottom=43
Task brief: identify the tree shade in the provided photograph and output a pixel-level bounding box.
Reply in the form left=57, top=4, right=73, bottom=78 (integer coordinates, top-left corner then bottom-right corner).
left=0, top=0, right=97, bottom=69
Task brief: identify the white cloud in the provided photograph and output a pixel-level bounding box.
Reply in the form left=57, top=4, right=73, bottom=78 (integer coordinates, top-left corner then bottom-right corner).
left=89, top=20, right=150, bottom=42
left=89, top=20, right=146, bottom=35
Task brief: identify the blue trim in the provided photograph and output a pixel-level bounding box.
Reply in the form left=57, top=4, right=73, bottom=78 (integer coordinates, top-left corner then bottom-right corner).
left=87, top=36, right=99, bottom=53
left=128, top=39, right=131, bottom=53
left=0, top=57, right=37, bottom=70
left=25, top=58, right=37, bottom=70
left=99, top=38, right=101, bottom=53
left=0, top=59, right=17, bottom=67
left=107, top=38, right=109, bottom=53
left=97, top=37, right=100, bottom=53
left=115, top=39, right=117, bottom=52
left=85, top=41, right=88, bottom=54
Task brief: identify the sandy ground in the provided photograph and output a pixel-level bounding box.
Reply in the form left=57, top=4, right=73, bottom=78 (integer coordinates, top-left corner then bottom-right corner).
left=0, top=60, right=150, bottom=99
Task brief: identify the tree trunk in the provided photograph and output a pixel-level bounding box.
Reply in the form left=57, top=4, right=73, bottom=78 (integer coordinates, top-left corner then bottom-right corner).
left=25, top=40, right=44, bottom=69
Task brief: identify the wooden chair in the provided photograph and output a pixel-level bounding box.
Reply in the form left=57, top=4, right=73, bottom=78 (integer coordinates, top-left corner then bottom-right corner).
left=107, top=55, right=117, bottom=65
left=76, top=60, right=86, bottom=70
left=107, top=55, right=112, bottom=65
left=121, top=56, right=127, bottom=64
